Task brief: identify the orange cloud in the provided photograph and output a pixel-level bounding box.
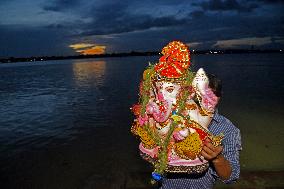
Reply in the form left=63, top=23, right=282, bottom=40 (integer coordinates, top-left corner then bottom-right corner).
left=76, top=46, right=106, bottom=55
left=69, top=43, right=106, bottom=55
left=69, top=43, right=95, bottom=49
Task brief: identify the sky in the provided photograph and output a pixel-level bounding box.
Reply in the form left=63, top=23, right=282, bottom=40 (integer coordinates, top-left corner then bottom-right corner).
left=0, top=0, right=283, bottom=58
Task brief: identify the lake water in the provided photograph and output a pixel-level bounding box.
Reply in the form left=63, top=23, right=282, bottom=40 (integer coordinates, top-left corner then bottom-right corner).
left=0, top=54, right=283, bottom=188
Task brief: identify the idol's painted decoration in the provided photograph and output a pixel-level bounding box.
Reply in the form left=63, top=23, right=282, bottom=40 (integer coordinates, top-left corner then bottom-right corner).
left=131, top=41, right=223, bottom=183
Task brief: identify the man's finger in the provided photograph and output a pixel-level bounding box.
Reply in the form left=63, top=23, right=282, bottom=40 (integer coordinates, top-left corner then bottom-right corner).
left=201, top=150, right=211, bottom=160
left=203, top=145, right=214, bottom=155
left=215, top=145, right=223, bottom=154
left=204, top=141, right=215, bottom=150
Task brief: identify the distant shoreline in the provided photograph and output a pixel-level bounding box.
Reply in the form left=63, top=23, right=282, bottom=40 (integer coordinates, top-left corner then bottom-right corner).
left=1, top=49, right=283, bottom=64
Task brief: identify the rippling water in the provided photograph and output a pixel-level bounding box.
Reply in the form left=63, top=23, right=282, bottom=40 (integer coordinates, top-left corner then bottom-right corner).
left=0, top=54, right=283, bottom=188
left=0, top=57, right=152, bottom=154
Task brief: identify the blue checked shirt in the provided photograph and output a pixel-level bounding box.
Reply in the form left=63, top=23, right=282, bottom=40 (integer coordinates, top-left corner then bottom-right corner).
left=160, top=111, right=242, bottom=189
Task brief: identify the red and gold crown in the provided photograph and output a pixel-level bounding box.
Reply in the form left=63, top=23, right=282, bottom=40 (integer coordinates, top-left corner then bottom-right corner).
left=154, top=41, right=190, bottom=81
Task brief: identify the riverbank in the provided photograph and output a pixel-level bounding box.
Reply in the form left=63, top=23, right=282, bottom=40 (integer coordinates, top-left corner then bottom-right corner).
left=123, top=170, right=284, bottom=189
left=81, top=171, right=284, bottom=189
left=1, top=122, right=283, bottom=189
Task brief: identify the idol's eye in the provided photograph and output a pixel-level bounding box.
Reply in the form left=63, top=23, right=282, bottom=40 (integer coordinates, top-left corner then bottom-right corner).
left=165, top=86, right=175, bottom=93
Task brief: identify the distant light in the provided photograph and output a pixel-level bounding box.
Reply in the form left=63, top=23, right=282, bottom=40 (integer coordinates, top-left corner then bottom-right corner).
left=40, top=58, right=43, bottom=61
left=213, top=51, right=217, bottom=54
left=192, top=49, right=195, bottom=52
left=280, top=49, right=282, bottom=52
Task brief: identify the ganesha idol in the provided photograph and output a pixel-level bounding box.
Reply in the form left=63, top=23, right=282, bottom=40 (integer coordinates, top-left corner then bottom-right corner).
left=131, top=41, right=223, bottom=181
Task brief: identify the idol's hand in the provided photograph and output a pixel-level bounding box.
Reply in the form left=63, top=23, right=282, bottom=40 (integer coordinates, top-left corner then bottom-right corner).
left=201, top=138, right=223, bottom=161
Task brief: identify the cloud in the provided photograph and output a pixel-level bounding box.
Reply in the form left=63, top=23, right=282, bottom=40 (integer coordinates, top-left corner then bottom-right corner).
left=105, top=10, right=284, bottom=50
left=69, top=43, right=95, bottom=50
left=40, top=1, right=191, bottom=36
left=1, top=0, right=284, bottom=58
left=272, top=36, right=284, bottom=43
left=0, top=24, right=75, bottom=58
left=80, top=16, right=188, bottom=36
left=76, top=46, right=106, bottom=55
left=186, top=42, right=203, bottom=48
left=42, top=0, right=81, bottom=12
left=256, top=0, right=284, bottom=4
left=0, top=0, right=14, bottom=5
left=69, top=43, right=106, bottom=55
left=213, top=37, right=272, bottom=48
left=189, top=10, right=205, bottom=19
left=76, top=2, right=190, bottom=36
left=198, top=0, right=259, bottom=12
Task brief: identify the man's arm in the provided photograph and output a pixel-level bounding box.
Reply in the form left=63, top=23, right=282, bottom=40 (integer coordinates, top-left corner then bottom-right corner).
left=201, top=139, right=232, bottom=180
left=202, top=126, right=242, bottom=183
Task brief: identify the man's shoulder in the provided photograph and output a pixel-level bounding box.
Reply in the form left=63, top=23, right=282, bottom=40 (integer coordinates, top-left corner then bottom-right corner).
left=210, top=113, right=240, bottom=135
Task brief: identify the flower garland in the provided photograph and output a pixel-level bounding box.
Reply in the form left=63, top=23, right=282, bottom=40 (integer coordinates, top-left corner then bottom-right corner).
left=136, top=67, right=195, bottom=183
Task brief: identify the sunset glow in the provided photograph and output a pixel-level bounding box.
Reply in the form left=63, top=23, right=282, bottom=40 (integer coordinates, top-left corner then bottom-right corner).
left=69, top=43, right=106, bottom=55
left=69, top=43, right=95, bottom=50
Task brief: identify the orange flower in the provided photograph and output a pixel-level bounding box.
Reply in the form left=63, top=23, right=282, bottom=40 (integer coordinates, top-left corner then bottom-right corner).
left=131, top=104, right=141, bottom=116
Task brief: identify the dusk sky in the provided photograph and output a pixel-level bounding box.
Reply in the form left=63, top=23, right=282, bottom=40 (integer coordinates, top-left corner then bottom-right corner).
left=0, top=0, right=283, bottom=58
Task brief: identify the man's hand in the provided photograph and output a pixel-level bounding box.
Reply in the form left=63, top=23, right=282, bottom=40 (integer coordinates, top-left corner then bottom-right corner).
left=201, top=138, right=223, bottom=161
left=201, top=138, right=232, bottom=180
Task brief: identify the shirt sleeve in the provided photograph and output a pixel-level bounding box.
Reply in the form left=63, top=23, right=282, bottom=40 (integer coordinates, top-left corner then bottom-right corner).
left=211, top=126, right=242, bottom=184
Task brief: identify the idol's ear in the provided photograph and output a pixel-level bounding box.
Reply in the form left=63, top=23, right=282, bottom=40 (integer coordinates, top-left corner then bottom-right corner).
left=192, top=68, right=218, bottom=114
left=192, top=68, right=209, bottom=96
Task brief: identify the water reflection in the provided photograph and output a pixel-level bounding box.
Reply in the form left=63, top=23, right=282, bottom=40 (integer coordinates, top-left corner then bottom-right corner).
left=0, top=55, right=283, bottom=179
left=72, top=60, right=106, bottom=87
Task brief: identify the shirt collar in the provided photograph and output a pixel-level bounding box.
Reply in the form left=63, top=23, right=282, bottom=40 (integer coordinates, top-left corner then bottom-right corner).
left=211, top=109, right=222, bottom=123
